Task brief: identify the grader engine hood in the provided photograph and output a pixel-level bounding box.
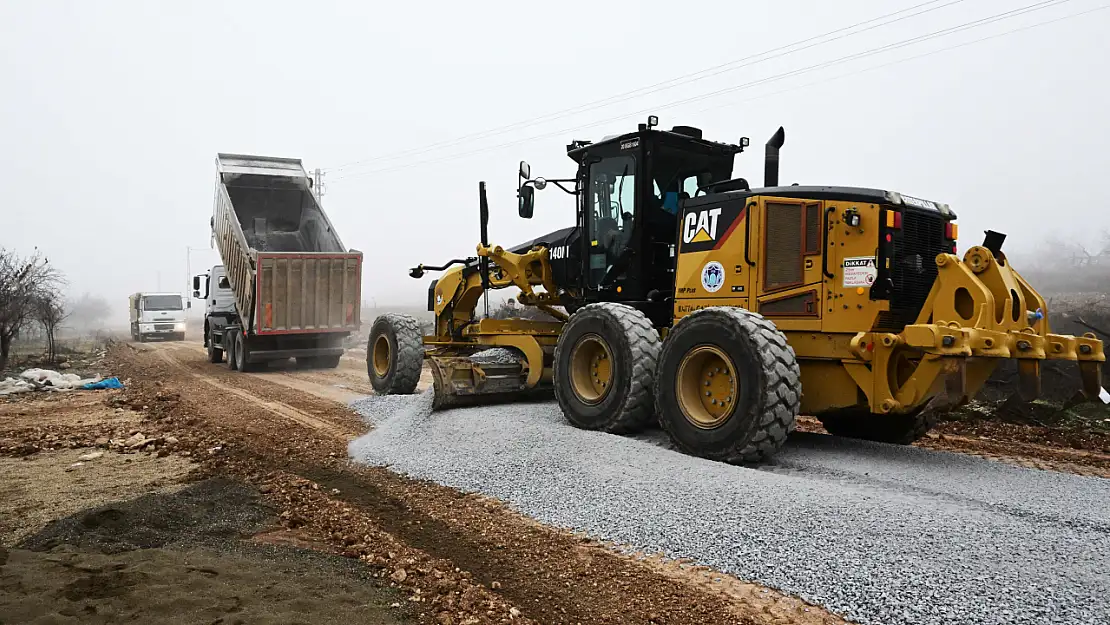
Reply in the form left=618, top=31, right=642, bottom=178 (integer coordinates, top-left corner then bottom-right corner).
left=509, top=225, right=580, bottom=290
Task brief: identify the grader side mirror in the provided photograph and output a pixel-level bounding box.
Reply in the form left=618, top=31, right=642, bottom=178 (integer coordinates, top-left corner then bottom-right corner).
left=519, top=161, right=531, bottom=180
left=518, top=185, right=535, bottom=219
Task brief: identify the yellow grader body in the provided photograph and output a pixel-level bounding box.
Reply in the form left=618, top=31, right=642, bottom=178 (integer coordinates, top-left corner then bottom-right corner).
left=368, top=121, right=1104, bottom=464
left=419, top=209, right=1104, bottom=418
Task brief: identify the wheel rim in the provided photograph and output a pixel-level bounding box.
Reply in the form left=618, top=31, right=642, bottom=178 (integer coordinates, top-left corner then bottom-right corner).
left=236, top=336, right=245, bottom=369
left=569, top=333, right=613, bottom=405
left=372, top=335, right=391, bottom=377
left=676, top=345, right=739, bottom=429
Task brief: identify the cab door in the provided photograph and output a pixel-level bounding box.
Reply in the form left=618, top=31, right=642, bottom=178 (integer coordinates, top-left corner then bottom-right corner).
left=754, top=197, right=825, bottom=330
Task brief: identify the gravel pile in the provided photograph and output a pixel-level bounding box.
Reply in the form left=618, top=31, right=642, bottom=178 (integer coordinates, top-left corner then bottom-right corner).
left=348, top=394, right=1110, bottom=625
left=468, top=348, right=520, bottom=365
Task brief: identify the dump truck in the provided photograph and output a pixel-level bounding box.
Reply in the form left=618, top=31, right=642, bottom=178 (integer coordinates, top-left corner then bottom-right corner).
left=191, top=153, right=363, bottom=371
left=129, top=292, right=188, bottom=342
left=368, top=118, right=1105, bottom=464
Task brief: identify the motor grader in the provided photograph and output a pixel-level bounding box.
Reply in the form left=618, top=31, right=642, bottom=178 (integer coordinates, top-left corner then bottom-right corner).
left=367, top=116, right=1105, bottom=464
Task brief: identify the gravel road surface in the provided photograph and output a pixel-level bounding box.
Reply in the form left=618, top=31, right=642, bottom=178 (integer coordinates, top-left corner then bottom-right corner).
left=349, top=393, right=1110, bottom=625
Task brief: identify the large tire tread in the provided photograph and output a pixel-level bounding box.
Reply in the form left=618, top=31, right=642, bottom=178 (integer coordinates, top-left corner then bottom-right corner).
left=553, top=302, right=660, bottom=434
left=369, top=313, right=423, bottom=395
left=657, top=306, right=800, bottom=464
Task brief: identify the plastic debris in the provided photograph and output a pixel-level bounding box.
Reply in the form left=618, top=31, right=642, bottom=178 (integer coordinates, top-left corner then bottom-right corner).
left=82, top=377, right=124, bottom=391
left=0, top=368, right=103, bottom=395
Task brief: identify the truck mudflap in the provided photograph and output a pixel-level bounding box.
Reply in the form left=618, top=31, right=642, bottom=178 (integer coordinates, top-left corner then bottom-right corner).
left=246, top=346, right=345, bottom=363
left=842, top=246, right=1105, bottom=415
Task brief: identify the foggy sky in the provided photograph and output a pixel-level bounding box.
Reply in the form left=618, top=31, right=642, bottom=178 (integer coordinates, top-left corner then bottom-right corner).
left=2, top=0, right=1108, bottom=321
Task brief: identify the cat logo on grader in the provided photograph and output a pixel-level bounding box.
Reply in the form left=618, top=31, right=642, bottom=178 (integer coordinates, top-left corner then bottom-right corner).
left=683, top=207, right=723, bottom=244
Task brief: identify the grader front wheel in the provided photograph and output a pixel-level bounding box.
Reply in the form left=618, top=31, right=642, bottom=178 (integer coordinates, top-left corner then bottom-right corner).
left=655, top=307, right=800, bottom=464
left=553, top=303, right=660, bottom=434
left=368, top=314, right=423, bottom=395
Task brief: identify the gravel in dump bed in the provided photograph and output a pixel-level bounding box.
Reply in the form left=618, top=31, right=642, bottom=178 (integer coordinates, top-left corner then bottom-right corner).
left=348, top=393, right=1110, bottom=625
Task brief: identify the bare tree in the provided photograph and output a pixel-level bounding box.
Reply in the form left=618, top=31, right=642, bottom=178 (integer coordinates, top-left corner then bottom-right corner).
left=35, top=291, right=68, bottom=363
left=0, top=248, right=61, bottom=371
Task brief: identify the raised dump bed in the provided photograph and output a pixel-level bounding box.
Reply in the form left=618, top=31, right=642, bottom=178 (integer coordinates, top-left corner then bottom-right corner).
left=192, top=153, right=363, bottom=371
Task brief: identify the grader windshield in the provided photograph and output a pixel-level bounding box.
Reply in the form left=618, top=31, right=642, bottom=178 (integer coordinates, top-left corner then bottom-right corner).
left=586, top=155, right=636, bottom=286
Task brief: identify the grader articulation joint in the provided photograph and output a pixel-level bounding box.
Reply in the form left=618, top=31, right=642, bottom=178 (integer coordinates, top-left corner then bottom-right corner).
left=367, top=117, right=1105, bottom=464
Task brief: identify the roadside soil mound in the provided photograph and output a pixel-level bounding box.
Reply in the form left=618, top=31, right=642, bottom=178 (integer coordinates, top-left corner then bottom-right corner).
left=2, top=478, right=411, bottom=625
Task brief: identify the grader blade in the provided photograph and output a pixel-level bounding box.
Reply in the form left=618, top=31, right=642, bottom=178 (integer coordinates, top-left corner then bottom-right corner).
left=428, top=353, right=552, bottom=411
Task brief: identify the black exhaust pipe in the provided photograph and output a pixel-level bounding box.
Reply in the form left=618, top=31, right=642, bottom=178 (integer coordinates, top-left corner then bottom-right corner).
left=764, top=126, right=785, bottom=187
left=983, top=230, right=1006, bottom=256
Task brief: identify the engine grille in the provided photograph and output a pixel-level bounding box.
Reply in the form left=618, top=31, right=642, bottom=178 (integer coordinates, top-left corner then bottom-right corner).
left=155, top=323, right=176, bottom=331
left=884, top=210, right=948, bottom=331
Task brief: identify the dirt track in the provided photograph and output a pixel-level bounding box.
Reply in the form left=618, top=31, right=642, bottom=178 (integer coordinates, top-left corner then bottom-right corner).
left=5, top=340, right=1108, bottom=625
left=103, top=341, right=849, bottom=625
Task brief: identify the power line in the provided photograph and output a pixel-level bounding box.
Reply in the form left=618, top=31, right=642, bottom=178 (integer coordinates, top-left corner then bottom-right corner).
left=693, top=3, right=1110, bottom=117
left=326, top=0, right=966, bottom=174
left=331, top=0, right=1081, bottom=184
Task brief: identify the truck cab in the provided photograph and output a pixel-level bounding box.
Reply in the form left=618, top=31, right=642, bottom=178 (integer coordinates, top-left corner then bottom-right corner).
left=192, top=265, right=236, bottom=350
left=129, top=292, right=188, bottom=342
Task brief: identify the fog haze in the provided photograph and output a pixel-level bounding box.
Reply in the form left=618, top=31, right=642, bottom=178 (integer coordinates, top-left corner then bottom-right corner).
left=2, top=0, right=1107, bottom=323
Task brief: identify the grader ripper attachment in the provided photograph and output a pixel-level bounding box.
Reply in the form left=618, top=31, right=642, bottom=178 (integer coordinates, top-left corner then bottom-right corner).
left=368, top=118, right=1105, bottom=464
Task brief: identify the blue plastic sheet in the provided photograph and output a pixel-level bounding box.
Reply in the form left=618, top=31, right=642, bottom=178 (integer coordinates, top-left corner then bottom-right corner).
left=82, top=377, right=124, bottom=390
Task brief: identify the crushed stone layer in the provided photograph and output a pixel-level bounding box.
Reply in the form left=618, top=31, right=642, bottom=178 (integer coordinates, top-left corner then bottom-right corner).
left=349, top=392, right=1110, bottom=625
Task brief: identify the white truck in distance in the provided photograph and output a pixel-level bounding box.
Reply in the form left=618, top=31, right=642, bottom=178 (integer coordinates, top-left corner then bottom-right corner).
left=128, top=292, right=188, bottom=342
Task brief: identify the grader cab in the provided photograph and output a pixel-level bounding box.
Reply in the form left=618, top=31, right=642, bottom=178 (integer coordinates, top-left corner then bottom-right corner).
left=368, top=117, right=1105, bottom=464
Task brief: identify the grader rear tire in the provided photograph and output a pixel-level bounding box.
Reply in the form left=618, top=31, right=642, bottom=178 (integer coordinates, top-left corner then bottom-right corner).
left=655, top=307, right=800, bottom=464
left=553, top=303, right=660, bottom=434
left=817, top=407, right=934, bottom=445
left=368, top=314, right=423, bottom=395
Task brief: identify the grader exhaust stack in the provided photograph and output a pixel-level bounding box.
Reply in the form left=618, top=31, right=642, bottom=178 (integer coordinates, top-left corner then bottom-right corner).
left=764, top=126, right=785, bottom=187
left=366, top=118, right=1105, bottom=465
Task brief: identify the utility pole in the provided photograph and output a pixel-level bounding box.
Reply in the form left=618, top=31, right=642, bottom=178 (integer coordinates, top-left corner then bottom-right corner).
left=313, top=168, right=326, bottom=200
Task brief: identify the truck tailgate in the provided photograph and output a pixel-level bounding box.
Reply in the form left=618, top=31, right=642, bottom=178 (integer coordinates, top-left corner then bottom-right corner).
left=254, top=253, right=362, bottom=335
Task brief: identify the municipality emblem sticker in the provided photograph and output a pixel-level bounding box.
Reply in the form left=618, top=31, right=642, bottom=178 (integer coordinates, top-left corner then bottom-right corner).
left=701, top=261, right=725, bottom=293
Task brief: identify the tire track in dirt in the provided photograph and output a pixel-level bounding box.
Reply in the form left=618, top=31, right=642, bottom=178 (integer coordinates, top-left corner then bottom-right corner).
left=153, top=348, right=358, bottom=440
left=169, top=341, right=379, bottom=402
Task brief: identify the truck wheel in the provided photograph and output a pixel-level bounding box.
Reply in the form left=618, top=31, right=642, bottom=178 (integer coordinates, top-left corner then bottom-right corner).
left=655, top=307, right=800, bottom=464
left=234, top=334, right=258, bottom=372
left=225, top=330, right=239, bottom=371
left=553, top=303, right=660, bottom=434
left=817, top=407, right=934, bottom=444
left=368, top=314, right=423, bottom=395
left=316, top=354, right=341, bottom=369
left=207, top=339, right=223, bottom=363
